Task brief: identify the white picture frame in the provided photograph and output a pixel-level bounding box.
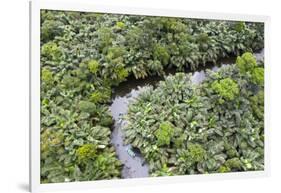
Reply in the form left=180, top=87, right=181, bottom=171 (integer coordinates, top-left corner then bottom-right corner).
left=30, top=0, right=271, bottom=192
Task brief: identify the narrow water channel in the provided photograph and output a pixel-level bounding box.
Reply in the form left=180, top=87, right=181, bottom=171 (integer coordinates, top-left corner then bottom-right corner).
left=109, top=50, right=264, bottom=179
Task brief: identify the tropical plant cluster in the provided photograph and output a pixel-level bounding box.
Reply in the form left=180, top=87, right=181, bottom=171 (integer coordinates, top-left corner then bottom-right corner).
left=123, top=53, right=264, bottom=176
left=40, top=9, right=264, bottom=183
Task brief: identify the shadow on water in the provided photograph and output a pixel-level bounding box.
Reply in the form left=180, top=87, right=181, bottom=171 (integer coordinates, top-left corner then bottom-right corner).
left=109, top=50, right=264, bottom=178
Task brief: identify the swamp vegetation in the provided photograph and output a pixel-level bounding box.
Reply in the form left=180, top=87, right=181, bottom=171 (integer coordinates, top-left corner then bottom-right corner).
left=40, top=10, right=264, bottom=183
left=124, top=53, right=264, bottom=176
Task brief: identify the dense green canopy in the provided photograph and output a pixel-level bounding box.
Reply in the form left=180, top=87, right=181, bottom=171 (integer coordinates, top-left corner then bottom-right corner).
left=40, top=10, right=264, bottom=183
left=124, top=53, right=264, bottom=176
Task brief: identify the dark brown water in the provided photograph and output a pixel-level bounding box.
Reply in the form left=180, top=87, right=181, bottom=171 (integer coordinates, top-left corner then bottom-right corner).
left=110, top=50, right=264, bottom=178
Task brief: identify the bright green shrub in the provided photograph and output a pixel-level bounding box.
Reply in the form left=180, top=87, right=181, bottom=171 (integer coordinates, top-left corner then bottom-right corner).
left=236, top=52, right=257, bottom=74
left=76, top=144, right=97, bottom=163
left=187, top=144, right=206, bottom=163
left=90, top=91, right=105, bottom=103
left=114, top=66, right=129, bottom=82
left=175, top=144, right=206, bottom=174
left=116, top=21, right=126, bottom=29
left=88, top=60, right=100, bottom=74
left=41, top=68, right=53, bottom=85
left=41, top=41, right=63, bottom=62
left=211, top=78, right=239, bottom=101
left=251, top=67, right=264, bottom=85
left=236, top=52, right=264, bottom=86
left=218, top=165, right=231, bottom=173
left=155, top=122, right=175, bottom=146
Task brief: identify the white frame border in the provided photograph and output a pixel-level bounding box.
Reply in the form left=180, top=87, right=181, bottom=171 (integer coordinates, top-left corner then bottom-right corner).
left=30, top=1, right=271, bottom=192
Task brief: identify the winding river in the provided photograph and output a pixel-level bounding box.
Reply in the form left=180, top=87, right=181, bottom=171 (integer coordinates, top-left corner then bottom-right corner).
left=109, top=50, right=264, bottom=178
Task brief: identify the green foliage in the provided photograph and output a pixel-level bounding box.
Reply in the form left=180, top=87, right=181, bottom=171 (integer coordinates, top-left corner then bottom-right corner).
left=41, top=20, right=64, bottom=42
left=76, top=144, right=97, bottom=163
left=87, top=60, right=100, bottom=74
left=99, top=115, right=114, bottom=127
left=153, top=44, right=170, bottom=65
left=250, top=90, right=264, bottom=119
left=234, top=21, right=246, bottom=32
left=40, top=11, right=128, bottom=182
left=224, top=158, right=242, bottom=170
left=116, top=21, right=126, bottom=29
left=218, top=157, right=243, bottom=173
left=218, top=165, right=231, bottom=173
left=124, top=60, right=264, bottom=176
left=187, top=144, right=206, bottom=162
left=97, top=27, right=114, bottom=52
left=41, top=68, right=53, bottom=85
left=93, top=153, right=121, bottom=174
left=175, top=144, right=206, bottom=174
left=41, top=41, right=63, bottom=62
left=78, top=101, right=96, bottom=114
left=74, top=150, right=122, bottom=181
left=114, top=66, right=129, bottom=82
left=211, top=78, right=239, bottom=101
left=151, top=164, right=174, bottom=177
left=40, top=10, right=264, bottom=81
left=226, top=148, right=239, bottom=158
left=106, top=46, right=126, bottom=60
left=40, top=113, right=120, bottom=183
left=236, top=52, right=257, bottom=74
left=251, top=67, right=264, bottom=85
left=155, top=122, right=175, bottom=146
left=236, top=52, right=264, bottom=86
left=40, top=9, right=264, bottom=181
left=90, top=91, right=109, bottom=104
